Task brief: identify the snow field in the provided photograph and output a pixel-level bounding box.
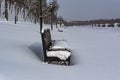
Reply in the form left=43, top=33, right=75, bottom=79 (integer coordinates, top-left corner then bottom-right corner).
left=0, top=22, right=120, bottom=80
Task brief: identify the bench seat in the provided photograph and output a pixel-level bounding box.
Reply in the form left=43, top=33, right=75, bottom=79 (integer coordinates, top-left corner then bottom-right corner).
left=47, top=50, right=71, bottom=60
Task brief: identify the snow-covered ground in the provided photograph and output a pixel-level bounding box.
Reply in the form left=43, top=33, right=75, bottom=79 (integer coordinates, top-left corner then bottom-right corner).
left=0, top=21, right=120, bottom=80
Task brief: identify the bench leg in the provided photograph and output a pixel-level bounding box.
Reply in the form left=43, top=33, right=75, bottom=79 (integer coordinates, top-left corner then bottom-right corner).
left=68, top=61, right=70, bottom=66
left=68, top=57, right=71, bottom=66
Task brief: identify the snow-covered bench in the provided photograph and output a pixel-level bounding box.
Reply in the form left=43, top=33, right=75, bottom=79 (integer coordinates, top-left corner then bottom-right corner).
left=41, top=29, right=71, bottom=65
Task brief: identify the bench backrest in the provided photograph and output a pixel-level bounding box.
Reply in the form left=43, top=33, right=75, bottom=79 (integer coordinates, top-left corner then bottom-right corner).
left=42, top=29, right=52, bottom=50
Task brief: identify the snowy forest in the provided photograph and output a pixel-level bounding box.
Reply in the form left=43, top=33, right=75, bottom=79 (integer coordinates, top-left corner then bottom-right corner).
left=0, top=0, right=65, bottom=25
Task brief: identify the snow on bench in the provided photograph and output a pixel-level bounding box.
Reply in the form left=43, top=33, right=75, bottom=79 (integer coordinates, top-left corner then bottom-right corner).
left=47, top=50, right=71, bottom=61
left=47, top=40, right=71, bottom=60
left=41, top=29, right=71, bottom=65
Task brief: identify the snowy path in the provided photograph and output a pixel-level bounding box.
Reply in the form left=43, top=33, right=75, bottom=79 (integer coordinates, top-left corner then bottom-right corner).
left=0, top=22, right=120, bottom=80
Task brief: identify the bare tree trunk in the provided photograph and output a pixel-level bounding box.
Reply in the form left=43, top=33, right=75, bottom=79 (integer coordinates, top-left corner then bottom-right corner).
left=17, top=7, right=19, bottom=21
left=14, top=2, right=17, bottom=24
left=0, top=0, right=1, bottom=15
left=5, top=0, right=8, bottom=21
left=51, top=9, right=53, bottom=30
left=55, top=12, right=58, bottom=28
left=23, top=8, right=26, bottom=20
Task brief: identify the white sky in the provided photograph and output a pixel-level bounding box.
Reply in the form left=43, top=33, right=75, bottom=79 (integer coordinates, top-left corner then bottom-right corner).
left=57, top=0, right=120, bottom=21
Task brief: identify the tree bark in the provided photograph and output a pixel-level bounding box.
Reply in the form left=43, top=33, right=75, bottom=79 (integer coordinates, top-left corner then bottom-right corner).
left=0, top=0, right=1, bottom=15
left=5, top=0, right=8, bottom=20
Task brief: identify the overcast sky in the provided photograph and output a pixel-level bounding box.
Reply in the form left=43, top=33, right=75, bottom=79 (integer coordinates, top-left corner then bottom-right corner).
left=56, top=0, right=120, bottom=21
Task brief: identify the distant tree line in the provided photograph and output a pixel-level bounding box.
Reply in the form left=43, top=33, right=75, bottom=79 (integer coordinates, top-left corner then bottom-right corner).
left=67, top=18, right=120, bottom=26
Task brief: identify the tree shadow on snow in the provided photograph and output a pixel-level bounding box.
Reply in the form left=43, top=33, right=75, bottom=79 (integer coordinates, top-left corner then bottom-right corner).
left=29, top=42, right=44, bottom=62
